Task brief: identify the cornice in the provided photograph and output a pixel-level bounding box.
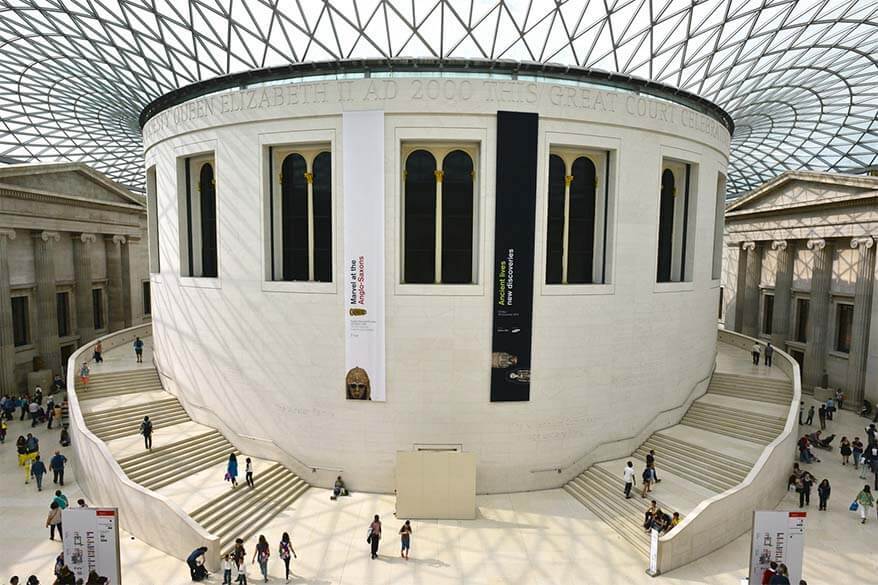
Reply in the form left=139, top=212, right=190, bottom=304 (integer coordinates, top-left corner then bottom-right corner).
left=0, top=183, right=146, bottom=214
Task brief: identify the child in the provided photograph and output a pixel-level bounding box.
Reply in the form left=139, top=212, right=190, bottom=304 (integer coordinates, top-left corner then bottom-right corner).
left=222, top=554, right=232, bottom=585
left=234, top=558, right=247, bottom=585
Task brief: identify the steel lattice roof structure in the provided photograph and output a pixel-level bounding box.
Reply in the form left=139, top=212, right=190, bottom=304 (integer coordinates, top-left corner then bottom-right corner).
left=0, top=0, right=876, bottom=197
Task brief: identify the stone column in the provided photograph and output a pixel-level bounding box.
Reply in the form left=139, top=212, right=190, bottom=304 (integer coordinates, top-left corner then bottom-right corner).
left=74, top=233, right=97, bottom=344
left=771, top=240, right=794, bottom=348
left=121, top=237, right=134, bottom=327
left=733, top=243, right=749, bottom=332
left=741, top=241, right=762, bottom=337
left=33, top=230, right=62, bottom=374
left=804, top=238, right=832, bottom=389
left=846, top=237, right=875, bottom=407
left=105, top=235, right=126, bottom=332
left=0, top=229, right=17, bottom=394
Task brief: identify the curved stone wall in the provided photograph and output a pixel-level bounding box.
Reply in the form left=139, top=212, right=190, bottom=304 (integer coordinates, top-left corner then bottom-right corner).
left=143, top=76, right=730, bottom=492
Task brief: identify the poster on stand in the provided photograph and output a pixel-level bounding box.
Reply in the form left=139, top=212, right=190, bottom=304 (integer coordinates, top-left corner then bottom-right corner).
left=342, top=110, right=386, bottom=401
left=749, top=510, right=806, bottom=584
left=62, top=508, right=122, bottom=584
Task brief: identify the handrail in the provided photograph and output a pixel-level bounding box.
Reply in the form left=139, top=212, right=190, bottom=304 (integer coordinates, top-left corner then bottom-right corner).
left=529, top=363, right=716, bottom=474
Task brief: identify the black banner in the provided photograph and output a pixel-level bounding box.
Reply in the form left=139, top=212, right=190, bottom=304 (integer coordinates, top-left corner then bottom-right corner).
left=490, top=111, right=538, bottom=402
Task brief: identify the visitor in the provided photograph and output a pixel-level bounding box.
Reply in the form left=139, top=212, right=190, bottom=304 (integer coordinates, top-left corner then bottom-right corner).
left=0, top=418, right=7, bottom=443
left=59, top=427, right=70, bottom=447
left=826, top=398, right=835, bottom=421
left=764, top=342, right=774, bottom=367
left=26, top=577, right=38, bottom=585
left=840, top=437, right=852, bottom=465
left=368, top=514, right=382, bottom=559
left=53, top=489, right=68, bottom=509
left=642, top=500, right=657, bottom=532
left=640, top=464, right=653, bottom=497
left=46, top=501, right=62, bottom=540
left=139, top=416, right=153, bottom=450
left=867, top=423, right=877, bottom=444
left=798, top=401, right=804, bottom=425
left=667, top=511, right=681, bottom=533
left=226, top=453, right=238, bottom=488
left=769, top=563, right=791, bottom=584
left=9, top=576, right=19, bottom=585
left=245, top=458, right=254, bottom=488
left=234, top=558, right=247, bottom=585
left=16, top=435, right=27, bottom=466
left=29, top=400, right=39, bottom=427
left=278, top=532, right=296, bottom=584
left=817, top=479, right=830, bottom=511
left=52, top=374, right=65, bottom=392
left=331, top=475, right=348, bottom=500
left=818, top=405, right=826, bottom=430
left=186, top=546, right=209, bottom=581
left=133, top=337, right=144, bottom=363
left=622, top=461, right=636, bottom=499
left=252, top=535, right=269, bottom=582
left=84, top=570, right=105, bottom=585
left=859, top=448, right=871, bottom=480
left=77, top=498, right=87, bottom=507
left=761, top=561, right=778, bottom=584
left=651, top=508, right=669, bottom=533
left=836, top=388, right=844, bottom=410
left=805, top=405, right=814, bottom=426
left=222, top=554, right=232, bottom=585
left=399, top=520, right=412, bottom=559
left=855, top=485, right=873, bottom=524
left=232, top=538, right=246, bottom=567
left=646, top=449, right=661, bottom=482
left=45, top=398, right=54, bottom=429
left=50, top=451, right=67, bottom=486
left=19, top=394, right=30, bottom=420
left=34, top=387, right=42, bottom=406
left=79, top=362, right=90, bottom=387
left=751, top=342, right=761, bottom=365
left=93, top=340, right=103, bottom=363
left=31, top=455, right=47, bottom=491
left=852, top=437, right=864, bottom=469
left=25, top=433, right=39, bottom=454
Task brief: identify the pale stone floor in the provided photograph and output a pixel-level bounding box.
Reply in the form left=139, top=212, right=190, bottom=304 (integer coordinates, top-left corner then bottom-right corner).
left=3, top=344, right=878, bottom=584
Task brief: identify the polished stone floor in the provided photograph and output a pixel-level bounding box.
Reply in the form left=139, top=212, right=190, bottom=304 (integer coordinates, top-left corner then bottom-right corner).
left=2, top=342, right=877, bottom=584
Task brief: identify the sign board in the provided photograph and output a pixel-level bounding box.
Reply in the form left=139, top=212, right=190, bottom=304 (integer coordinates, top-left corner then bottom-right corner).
left=648, top=527, right=660, bottom=575
left=62, top=507, right=122, bottom=584
left=749, top=510, right=806, bottom=584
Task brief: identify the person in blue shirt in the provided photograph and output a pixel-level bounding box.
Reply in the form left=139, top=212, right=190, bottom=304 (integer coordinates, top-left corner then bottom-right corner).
left=30, top=455, right=47, bottom=491
left=50, top=451, right=67, bottom=486
left=133, top=337, right=144, bottom=363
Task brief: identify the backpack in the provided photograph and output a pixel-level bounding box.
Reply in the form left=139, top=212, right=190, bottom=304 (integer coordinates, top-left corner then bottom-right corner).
left=141, top=420, right=152, bottom=435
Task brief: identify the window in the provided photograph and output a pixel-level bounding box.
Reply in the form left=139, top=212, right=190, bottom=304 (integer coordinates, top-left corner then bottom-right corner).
left=718, top=286, right=724, bottom=320
left=762, top=293, right=774, bottom=335
left=92, top=288, right=104, bottom=330
left=56, top=292, right=70, bottom=338
left=179, top=154, right=217, bottom=277
left=11, top=296, right=29, bottom=346
left=712, top=174, right=726, bottom=279
left=142, top=281, right=151, bottom=316
left=795, top=298, right=810, bottom=342
left=657, top=159, right=696, bottom=283
left=268, top=146, right=332, bottom=282
left=836, top=303, right=853, bottom=353
left=146, top=165, right=160, bottom=273
left=402, top=144, right=477, bottom=284
left=545, top=149, right=611, bottom=284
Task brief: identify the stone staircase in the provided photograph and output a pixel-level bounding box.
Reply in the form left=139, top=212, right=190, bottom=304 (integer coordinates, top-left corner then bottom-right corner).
left=564, top=365, right=792, bottom=557
left=77, top=369, right=163, bottom=400
left=82, top=397, right=190, bottom=442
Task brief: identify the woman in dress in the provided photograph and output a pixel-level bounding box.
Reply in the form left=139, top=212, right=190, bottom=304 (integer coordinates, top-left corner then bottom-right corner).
left=278, top=532, right=297, bottom=583
left=226, top=453, right=238, bottom=488
left=840, top=436, right=852, bottom=465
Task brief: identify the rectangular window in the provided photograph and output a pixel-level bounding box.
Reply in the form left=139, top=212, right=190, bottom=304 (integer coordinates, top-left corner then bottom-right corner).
left=146, top=165, right=161, bottom=273
left=836, top=303, right=853, bottom=353
left=657, top=159, right=697, bottom=283
left=92, top=288, right=104, bottom=330
left=545, top=148, right=612, bottom=284
left=11, top=296, right=29, bottom=346
left=712, top=174, right=726, bottom=280
left=142, top=281, right=151, bottom=316
left=179, top=154, right=217, bottom=277
left=762, top=293, right=774, bottom=335
left=718, top=286, right=724, bottom=320
left=267, top=145, right=333, bottom=282
left=56, top=292, right=70, bottom=338
left=795, top=298, right=810, bottom=342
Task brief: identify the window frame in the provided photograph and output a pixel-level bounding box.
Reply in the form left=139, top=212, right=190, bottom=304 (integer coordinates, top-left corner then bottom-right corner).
left=92, top=287, right=106, bottom=332
left=56, top=290, right=72, bottom=339
left=794, top=296, right=810, bottom=343
left=11, top=293, right=31, bottom=348
left=175, top=141, right=221, bottom=288
left=146, top=164, right=161, bottom=275
left=142, top=280, right=152, bottom=316
left=761, top=291, right=774, bottom=336
left=655, top=156, right=699, bottom=286
left=834, top=300, right=854, bottom=354
left=712, top=173, right=726, bottom=281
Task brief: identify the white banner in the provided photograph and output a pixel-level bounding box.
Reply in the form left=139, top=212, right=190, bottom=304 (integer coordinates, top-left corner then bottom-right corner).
left=749, top=510, right=806, bottom=584
left=342, top=111, right=386, bottom=401
left=62, top=508, right=122, bottom=584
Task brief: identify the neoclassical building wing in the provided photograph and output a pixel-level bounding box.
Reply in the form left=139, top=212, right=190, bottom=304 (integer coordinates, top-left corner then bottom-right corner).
left=0, top=0, right=875, bottom=195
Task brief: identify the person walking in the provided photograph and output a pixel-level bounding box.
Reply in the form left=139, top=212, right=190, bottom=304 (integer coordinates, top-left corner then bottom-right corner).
left=31, top=455, right=47, bottom=491
left=368, top=514, right=382, bottom=559
left=232, top=538, right=246, bottom=569
left=50, top=451, right=67, bottom=486
left=836, top=389, right=844, bottom=411
left=751, top=342, right=761, bottom=365
left=855, top=485, right=873, bottom=524
left=53, top=490, right=68, bottom=509
left=221, top=554, right=233, bottom=585
left=78, top=362, right=90, bottom=387
left=399, top=520, right=412, bottom=560
left=251, top=535, right=269, bottom=583
left=640, top=465, right=653, bottom=498
left=278, top=532, right=296, bottom=584
left=622, top=461, right=636, bottom=499
left=798, top=402, right=804, bottom=425
left=817, top=479, right=830, bottom=511
left=805, top=405, right=814, bottom=426
left=840, top=437, right=852, bottom=465
left=139, top=416, right=153, bottom=450
left=46, top=501, right=62, bottom=540
left=133, top=337, right=144, bottom=363
left=798, top=473, right=813, bottom=508
left=646, top=450, right=661, bottom=483
left=226, top=453, right=238, bottom=488
left=245, top=458, right=254, bottom=488
left=826, top=398, right=835, bottom=421
left=92, top=340, right=103, bottom=364
left=764, top=342, right=774, bottom=367
left=818, top=405, right=826, bottom=430
left=853, top=437, right=864, bottom=469
left=769, top=564, right=791, bottom=584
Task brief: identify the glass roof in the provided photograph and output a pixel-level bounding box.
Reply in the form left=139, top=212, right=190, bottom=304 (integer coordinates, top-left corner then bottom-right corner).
left=0, top=0, right=875, bottom=197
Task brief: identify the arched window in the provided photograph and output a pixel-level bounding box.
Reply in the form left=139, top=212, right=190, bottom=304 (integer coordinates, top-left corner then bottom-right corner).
left=568, top=157, right=597, bottom=284
left=441, top=150, right=474, bottom=284
left=199, top=162, right=218, bottom=277
left=281, top=153, right=309, bottom=281
left=657, top=168, right=676, bottom=282
left=545, top=155, right=566, bottom=284
left=403, top=149, right=438, bottom=284
left=179, top=153, right=218, bottom=278
left=312, top=151, right=332, bottom=282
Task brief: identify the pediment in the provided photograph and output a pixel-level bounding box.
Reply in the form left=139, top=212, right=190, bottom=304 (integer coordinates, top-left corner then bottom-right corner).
left=0, top=163, right=144, bottom=207
left=727, top=171, right=878, bottom=215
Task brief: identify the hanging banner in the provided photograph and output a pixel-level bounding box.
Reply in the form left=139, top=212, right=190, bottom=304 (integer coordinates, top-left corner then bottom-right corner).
left=490, top=111, right=538, bottom=402
left=62, top=508, right=122, bottom=584
left=342, top=111, right=386, bottom=401
left=749, top=510, right=807, bottom=585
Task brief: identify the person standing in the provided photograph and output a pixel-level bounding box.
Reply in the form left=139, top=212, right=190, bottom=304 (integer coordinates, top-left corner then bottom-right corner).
left=769, top=564, right=791, bottom=584
left=751, top=342, right=761, bottom=365
left=855, top=485, right=873, bottom=524
left=245, top=458, right=254, bottom=488
left=764, top=342, right=774, bottom=367
left=826, top=398, right=835, bottom=421
left=28, top=400, right=39, bottom=427
left=805, top=405, right=815, bottom=426
left=278, top=532, right=296, bottom=584
left=836, top=389, right=844, bottom=411
left=399, top=520, right=412, bottom=560
left=368, top=514, right=382, bottom=559
left=45, top=398, right=55, bottom=430
left=226, top=453, right=238, bottom=488
left=46, top=501, right=62, bottom=540
left=798, top=402, right=804, bottom=425
left=761, top=561, right=778, bottom=584
left=50, top=451, right=67, bottom=486
left=818, top=405, right=826, bottom=430
left=133, top=337, right=144, bottom=363
left=251, top=535, right=269, bottom=583
left=852, top=437, right=864, bottom=469
left=31, top=455, right=47, bottom=491
left=817, top=479, right=831, bottom=511
left=798, top=473, right=813, bottom=508
left=139, top=416, right=153, bottom=450
left=221, top=554, right=232, bottom=585
left=840, top=437, right=852, bottom=465
left=92, top=340, right=103, bottom=364
left=622, top=461, right=636, bottom=499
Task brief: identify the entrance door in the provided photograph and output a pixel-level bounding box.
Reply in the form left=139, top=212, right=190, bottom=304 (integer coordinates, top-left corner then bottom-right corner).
left=60, top=344, right=75, bottom=376
left=789, top=349, right=805, bottom=372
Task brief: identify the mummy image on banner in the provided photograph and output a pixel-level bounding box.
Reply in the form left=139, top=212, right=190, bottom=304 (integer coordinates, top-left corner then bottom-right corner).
left=343, top=111, right=386, bottom=401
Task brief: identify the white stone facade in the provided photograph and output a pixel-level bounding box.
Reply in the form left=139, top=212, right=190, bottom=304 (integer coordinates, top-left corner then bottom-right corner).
left=143, top=77, right=730, bottom=493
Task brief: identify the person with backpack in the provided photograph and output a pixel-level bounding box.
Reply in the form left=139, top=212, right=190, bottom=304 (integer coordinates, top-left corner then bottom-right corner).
left=640, top=465, right=653, bottom=497
left=139, top=416, right=153, bottom=450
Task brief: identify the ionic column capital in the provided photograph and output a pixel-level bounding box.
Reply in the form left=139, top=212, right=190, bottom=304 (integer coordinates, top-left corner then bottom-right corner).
left=741, top=241, right=757, bottom=251
left=106, top=235, right=127, bottom=246
left=33, top=230, right=60, bottom=242
left=851, top=236, right=874, bottom=250
left=0, top=228, right=15, bottom=240
left=78, top=233, right=97, bottom=244
left=771, top=240, right=788, bottom=251
left=806, top=238, right=826, bottom=251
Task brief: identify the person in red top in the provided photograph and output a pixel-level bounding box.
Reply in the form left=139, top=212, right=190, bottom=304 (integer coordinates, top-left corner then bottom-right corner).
left=761, top=561, right=778, bottom=584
